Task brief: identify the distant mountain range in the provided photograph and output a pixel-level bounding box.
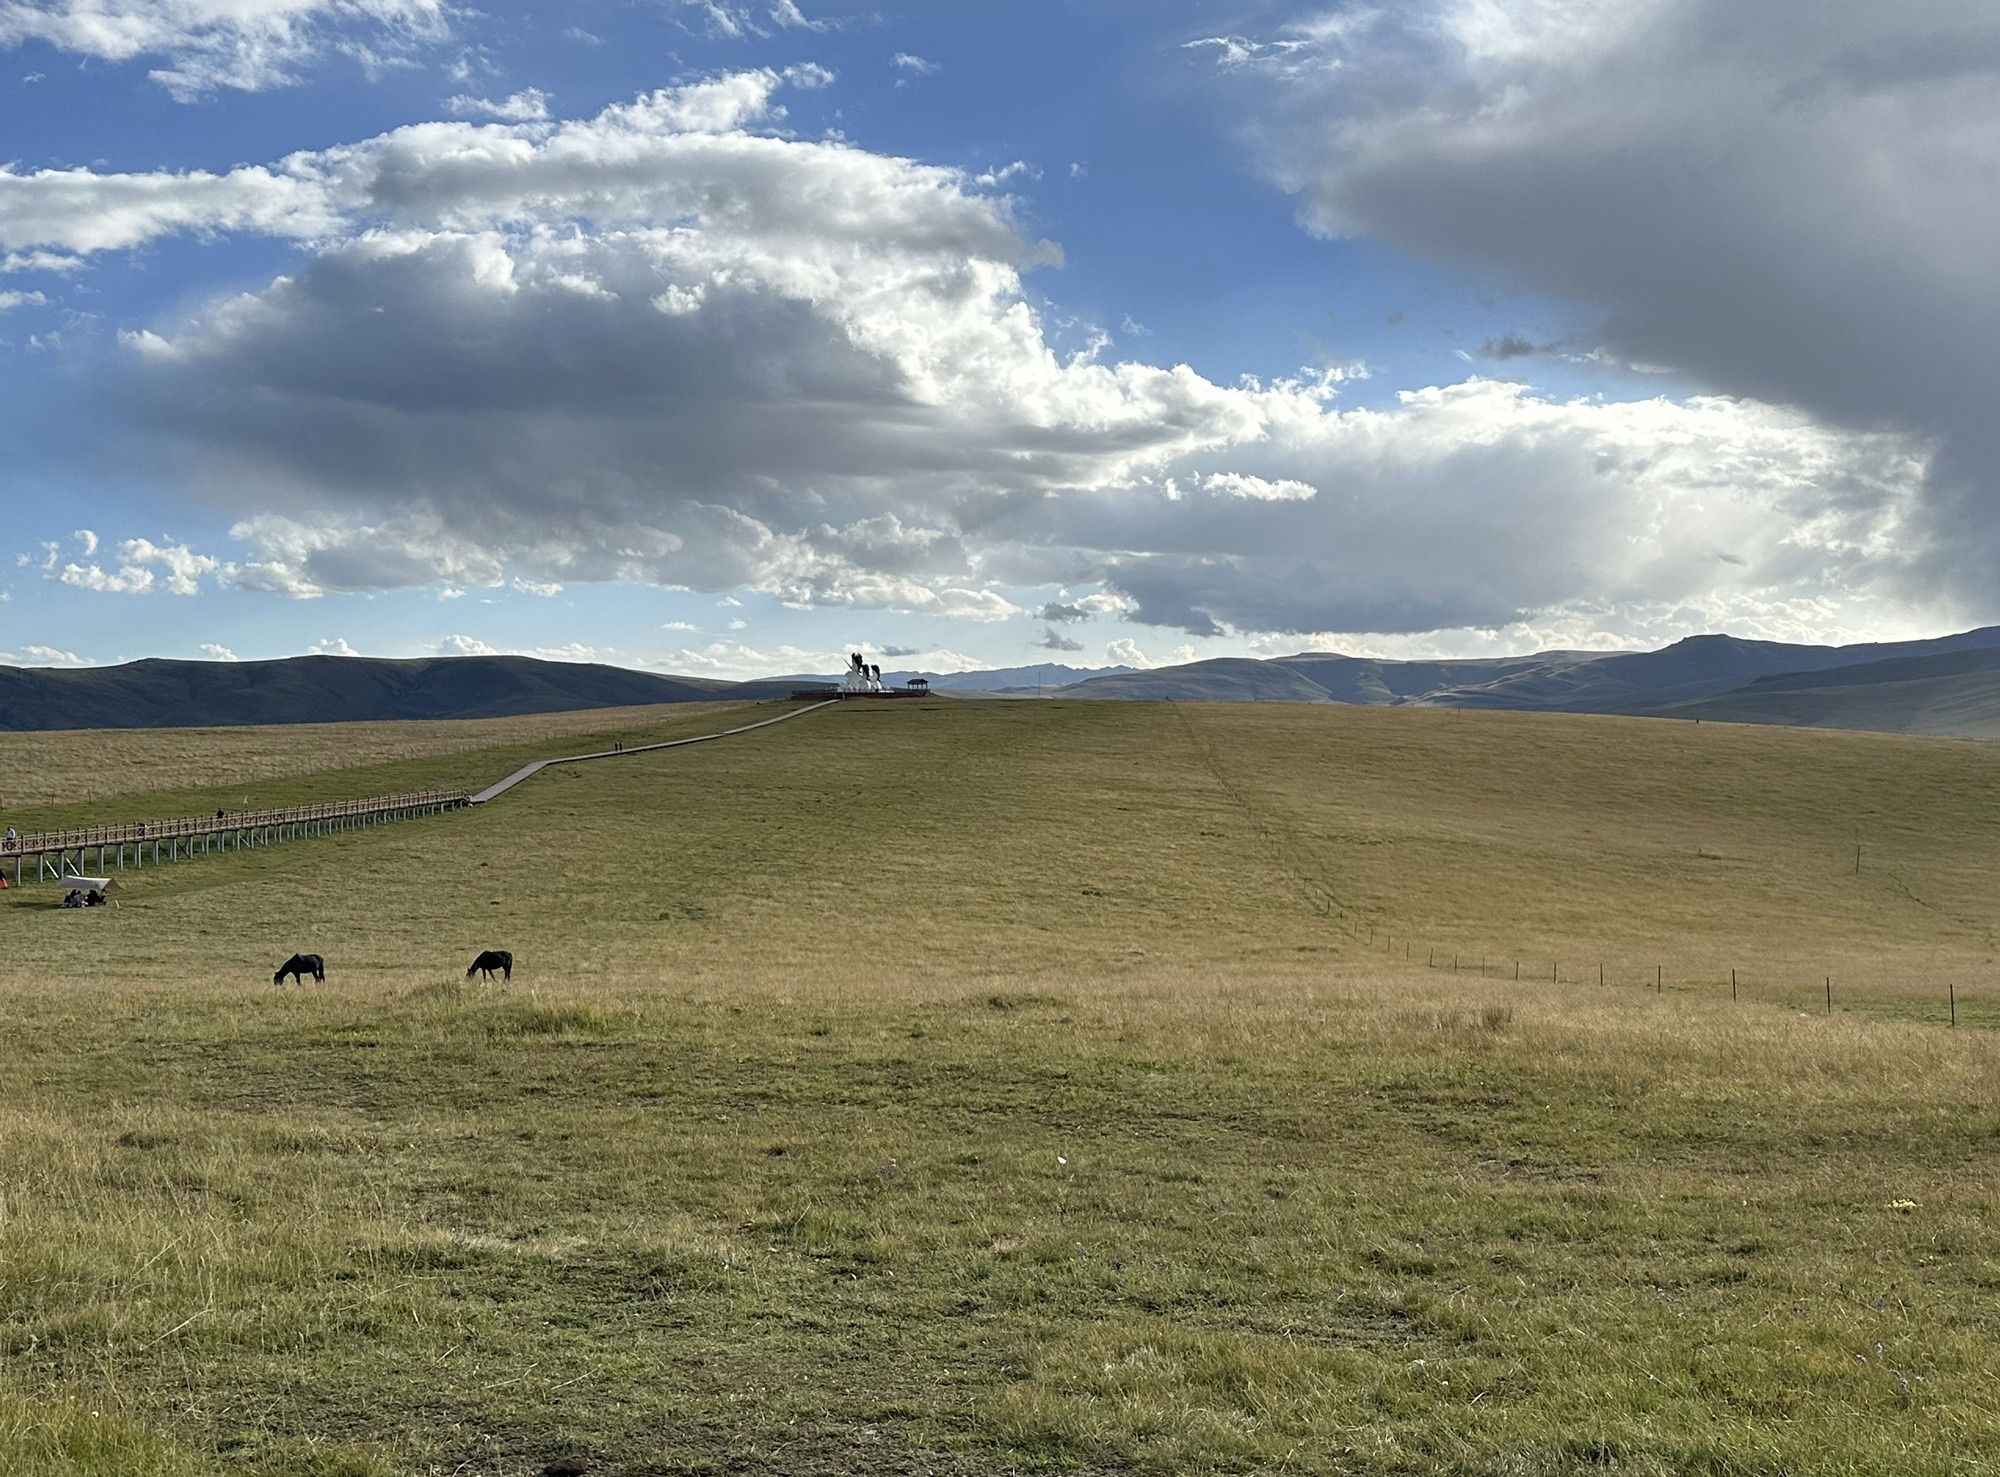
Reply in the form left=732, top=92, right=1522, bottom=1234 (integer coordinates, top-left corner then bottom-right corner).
left=1048, top=627, right=2000, bottom=739
left=0, top=655, right=1132, bottom=731
left=0, top=655, right=750, bottom=731
left=6, top=636, right=2000, bottom=737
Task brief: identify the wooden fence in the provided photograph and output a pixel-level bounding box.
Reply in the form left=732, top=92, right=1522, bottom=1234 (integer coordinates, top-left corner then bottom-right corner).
left=3, top=789, right=467, bottom=885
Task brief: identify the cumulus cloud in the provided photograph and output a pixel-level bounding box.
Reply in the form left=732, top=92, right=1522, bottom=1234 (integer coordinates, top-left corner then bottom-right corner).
left=2, top=64, right=1952, bottom=644
left=1, top=643, right=86, bottom=665
left=1071, top=381, right=1927, bottom=637
left=199, top=642, right=238, bottom=660
left=1201, top=0, right=2000, bottom=608
left=0, top=0, right=451, bottom=100
left=308, top=635, right=360, bottom=655
left=55, top=535, right=221, bottom=594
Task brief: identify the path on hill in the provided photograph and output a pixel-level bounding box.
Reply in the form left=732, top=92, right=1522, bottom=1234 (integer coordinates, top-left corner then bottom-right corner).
left=5, top=700, right=841, bottom=885
left=467, top=699, right=839, bottom=802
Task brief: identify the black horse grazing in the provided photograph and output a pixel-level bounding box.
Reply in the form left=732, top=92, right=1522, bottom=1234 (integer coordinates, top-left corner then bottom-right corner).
left=274, top=953, right=325, bottom=986
left=467, top=949, right=513, bottom=982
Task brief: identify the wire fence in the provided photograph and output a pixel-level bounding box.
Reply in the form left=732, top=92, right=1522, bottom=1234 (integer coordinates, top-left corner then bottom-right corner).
left=1341, top=925, right=1988, bottom=1028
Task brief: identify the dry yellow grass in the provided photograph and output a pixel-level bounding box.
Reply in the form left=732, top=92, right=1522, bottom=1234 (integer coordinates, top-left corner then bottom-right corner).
left=0, top=702, right=751, bottom=810
left=0, top=698, right=1997, bottom=1474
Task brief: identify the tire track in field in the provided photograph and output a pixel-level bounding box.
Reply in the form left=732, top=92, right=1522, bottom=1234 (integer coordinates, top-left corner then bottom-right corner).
left=1168, top=700, right=1355, bottom=929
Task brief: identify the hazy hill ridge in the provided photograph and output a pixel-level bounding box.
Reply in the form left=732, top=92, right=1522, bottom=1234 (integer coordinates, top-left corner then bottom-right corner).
left=1054, top=626, right=2000, bottom=739
left=0, top=655, right=743, bottom=731
left=10, top=634, right=2000, bottom=736
left=0, top=655, right=1135, bottom=732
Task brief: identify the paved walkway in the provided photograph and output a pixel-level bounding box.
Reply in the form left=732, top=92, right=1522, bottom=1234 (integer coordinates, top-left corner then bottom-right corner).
left=466, top=700, right=840, bottom=804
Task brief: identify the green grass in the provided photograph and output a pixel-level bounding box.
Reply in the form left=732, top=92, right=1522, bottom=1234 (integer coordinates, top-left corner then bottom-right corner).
left=0, top=699, right=1998, bottom=1473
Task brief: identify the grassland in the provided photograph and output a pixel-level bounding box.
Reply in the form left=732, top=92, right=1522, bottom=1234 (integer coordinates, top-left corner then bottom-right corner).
left=0, top=703, right=752, bottom=818
left=1, top=699, right=1998, bottom=1475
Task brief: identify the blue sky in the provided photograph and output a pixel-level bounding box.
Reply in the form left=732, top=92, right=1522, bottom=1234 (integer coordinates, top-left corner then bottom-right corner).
left=1, top=0, right=1994, bottom=677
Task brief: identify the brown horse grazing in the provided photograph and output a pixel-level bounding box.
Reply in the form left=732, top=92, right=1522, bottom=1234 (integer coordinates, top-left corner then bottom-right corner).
left=467, top=949, right=513, bottom=982
left=274, top=953, right=324, bottom=985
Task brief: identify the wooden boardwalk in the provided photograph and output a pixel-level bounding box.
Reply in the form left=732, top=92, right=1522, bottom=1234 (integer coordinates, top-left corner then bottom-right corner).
left=2, top=698, right=842, bottom=887
left=3, top=790, right=467, bottom=887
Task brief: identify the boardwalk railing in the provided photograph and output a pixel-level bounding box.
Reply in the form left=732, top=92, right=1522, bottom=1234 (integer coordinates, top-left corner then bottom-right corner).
left=3, top=789, right=467, bottom=884
left=2, top=697, right=844, bottom=888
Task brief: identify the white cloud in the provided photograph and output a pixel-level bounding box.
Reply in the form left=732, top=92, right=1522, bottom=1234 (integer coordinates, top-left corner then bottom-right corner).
left=1, top=163, right=337, bottom=256
left=1, top=66, right=1946, bottom=645
left=0, top=0, right=451, bottom=100
left=1106, top=638, right=1152, bottom=668
left=199, top=642, right=238, bottom=660
left=1197, top=471, right=1317, bottom=501
left=0, top=288, right=43, bottom=310
left=308, top=635, right=360, bottom=655
left=55, top=536, right=220, bottom=595
left=440, top=632, right=497, bottom=655
left=446, top=87, right=551, bottom=122
left=1076, top=380, right=1929, bottom=637
left=891, top=52, right=936, bottom=75
left=1, top=249, right=80, bottom=272
left=661, top=620, right=696, bottom=630
left=509, top=575, right=562, bottom=596
left=1, top=643, right=86, bottom=665
left=769, top=0, right=823, bottom=30
left=1203, top=0, right=2000, bottom=613
left=661, top=638, right=834, bottom=677
left=59, top=560, right=152, bottom=592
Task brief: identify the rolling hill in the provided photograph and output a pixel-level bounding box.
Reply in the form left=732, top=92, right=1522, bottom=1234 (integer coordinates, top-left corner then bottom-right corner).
left=0, top=654, right=743, bottom=731
left=0, top=655, right=1140, bottom=731
left=1624, top=643, right=2000, bottom=737
left=17, top=628, right=2000, bottom=738
left=1056, top=625, right=2000, bottom=737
